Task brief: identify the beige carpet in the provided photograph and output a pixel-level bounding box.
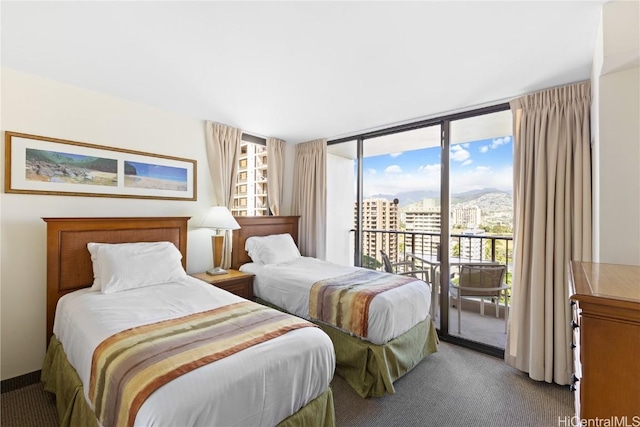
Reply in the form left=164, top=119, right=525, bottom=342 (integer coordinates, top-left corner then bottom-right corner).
left=1, top=342, right=572, bottom=427
left=332, top=342, right=573, bottom=426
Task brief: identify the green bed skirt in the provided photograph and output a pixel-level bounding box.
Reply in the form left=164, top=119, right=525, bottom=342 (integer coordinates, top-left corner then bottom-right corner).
left=41, top=335, right=335, bottom=427
left=255, top=297, right=439, bottom=398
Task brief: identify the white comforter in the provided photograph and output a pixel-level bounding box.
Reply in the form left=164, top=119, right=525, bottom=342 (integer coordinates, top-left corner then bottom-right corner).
left=53, top=276, right=335, bottom=427
left=240, top=257, right=432, bottom=345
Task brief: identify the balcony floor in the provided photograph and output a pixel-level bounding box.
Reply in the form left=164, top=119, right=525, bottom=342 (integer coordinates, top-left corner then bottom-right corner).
left=435, top=303, right=507, bottom=349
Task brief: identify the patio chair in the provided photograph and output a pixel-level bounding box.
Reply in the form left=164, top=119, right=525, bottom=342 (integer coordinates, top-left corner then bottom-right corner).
left=379, top=250, right=430, bottom=284
left=450, top=264, right=509, bottom=334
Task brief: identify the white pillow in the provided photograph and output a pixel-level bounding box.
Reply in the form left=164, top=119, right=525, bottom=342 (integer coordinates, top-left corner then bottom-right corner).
left=245, top=233, right=301, bottom=265
left=87, top=242, right=186, bottom=294
left=87, top=242, right=106, bottom=290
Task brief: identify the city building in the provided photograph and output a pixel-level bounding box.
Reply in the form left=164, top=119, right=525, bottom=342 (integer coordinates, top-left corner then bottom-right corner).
left=404, top=207, right=441, bottom=255
left=459, top=227, right=486, bottom=260
left=452, top=205, right=482, bottom=228
left=356, top=198, right=399, bottom=266
left=232, top=142, right=268, bottom=216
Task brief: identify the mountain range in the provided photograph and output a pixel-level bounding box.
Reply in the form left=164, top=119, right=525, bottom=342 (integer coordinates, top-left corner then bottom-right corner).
left=370, top=188, right=512, bottom=208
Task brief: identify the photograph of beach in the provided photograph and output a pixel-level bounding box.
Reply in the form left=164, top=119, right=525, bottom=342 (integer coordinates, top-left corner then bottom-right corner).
left=124, top=160, right=188, bottom=191
left=25, top=148, right=117, bottom=186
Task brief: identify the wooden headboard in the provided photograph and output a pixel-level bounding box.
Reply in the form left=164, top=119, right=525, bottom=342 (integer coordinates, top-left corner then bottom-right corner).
left=231, top=216, right=299, bottom=270
left=43, top=216, right=190, bottom=345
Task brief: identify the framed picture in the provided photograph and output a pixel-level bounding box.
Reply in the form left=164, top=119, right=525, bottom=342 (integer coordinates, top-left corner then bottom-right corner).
left=4, top=131, right=197, bottom=201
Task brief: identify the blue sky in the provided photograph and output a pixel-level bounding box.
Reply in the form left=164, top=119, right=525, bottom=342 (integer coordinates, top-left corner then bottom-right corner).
left=362, top=136, right=513, bottom=197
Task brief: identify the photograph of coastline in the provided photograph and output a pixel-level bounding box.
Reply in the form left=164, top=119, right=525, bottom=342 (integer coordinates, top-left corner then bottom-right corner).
left=124, top=160, right=188, bottom=191
left=7, top=131, right=196, bottom=200
left=25, top=148, right=117, bottom=186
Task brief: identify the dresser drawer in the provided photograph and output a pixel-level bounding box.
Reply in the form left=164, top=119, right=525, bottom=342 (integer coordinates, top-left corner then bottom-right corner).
left=569, top=261, right=640, bottom=420
left=218, top=281, right=252, bottom=299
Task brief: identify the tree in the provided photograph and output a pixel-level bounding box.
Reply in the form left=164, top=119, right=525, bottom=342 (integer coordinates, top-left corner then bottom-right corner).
left=452, top=242, right=461, bottom=257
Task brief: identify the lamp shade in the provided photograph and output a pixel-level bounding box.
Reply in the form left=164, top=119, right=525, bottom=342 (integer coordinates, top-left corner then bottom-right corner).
left=200, top=206, right=240, bottom=230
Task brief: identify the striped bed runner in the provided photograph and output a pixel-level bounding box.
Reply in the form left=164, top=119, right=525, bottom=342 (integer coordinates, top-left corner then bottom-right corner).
left=89, top=301, right=315, bottom=427
left=309, top=269, right=416, bottom=338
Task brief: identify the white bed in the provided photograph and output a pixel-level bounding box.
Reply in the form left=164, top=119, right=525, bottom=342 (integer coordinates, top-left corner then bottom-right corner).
left=54, top=277, right=335, bottom=427
left=231, top=216, right=439, bottom=398
left=241, top=257, right=432, bottom=345
left=42, top=217, right=336, bottom=427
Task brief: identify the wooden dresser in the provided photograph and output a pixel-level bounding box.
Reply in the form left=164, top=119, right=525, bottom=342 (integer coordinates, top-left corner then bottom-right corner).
left=568, top=262, right=640, bottom=420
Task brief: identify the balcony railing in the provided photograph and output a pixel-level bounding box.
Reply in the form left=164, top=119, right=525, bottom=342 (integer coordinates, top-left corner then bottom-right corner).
left=360, top=228, right=513, bottom=284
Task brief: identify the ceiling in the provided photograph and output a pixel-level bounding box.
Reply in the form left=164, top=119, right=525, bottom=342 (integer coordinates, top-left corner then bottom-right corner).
left=1, top=1, right=607, bottom=144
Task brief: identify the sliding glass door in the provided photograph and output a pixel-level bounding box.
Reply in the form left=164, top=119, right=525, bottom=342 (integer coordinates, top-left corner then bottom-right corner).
left=327, top=103, right=512, bottom=356
left=446, top=109, right=513, bottom=351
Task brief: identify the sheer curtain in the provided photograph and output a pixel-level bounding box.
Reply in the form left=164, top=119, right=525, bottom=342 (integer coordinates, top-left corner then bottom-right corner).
left=506, top=81, right=592, bottom=385
left=292, top=139, right=326, bottom=258
left=204, top=121, right=242, bottom=268
left=266, top=137, right=285, bottom=216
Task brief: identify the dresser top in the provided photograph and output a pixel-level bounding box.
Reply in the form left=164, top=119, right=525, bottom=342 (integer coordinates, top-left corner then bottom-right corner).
left=570, top=262, right=640, bottom=306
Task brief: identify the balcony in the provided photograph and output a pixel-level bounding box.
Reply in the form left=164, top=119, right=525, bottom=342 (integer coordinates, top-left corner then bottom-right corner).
left=360, top=228, right=513, bottom=349
left=362, top=228, right=512, bottom=265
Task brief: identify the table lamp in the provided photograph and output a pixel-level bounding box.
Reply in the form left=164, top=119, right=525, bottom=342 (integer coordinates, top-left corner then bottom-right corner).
left=200, top=206, right=240, bottom=275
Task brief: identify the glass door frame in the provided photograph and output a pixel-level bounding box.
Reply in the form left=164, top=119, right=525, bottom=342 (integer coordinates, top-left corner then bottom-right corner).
left=329, top=102, right=511, bottom=358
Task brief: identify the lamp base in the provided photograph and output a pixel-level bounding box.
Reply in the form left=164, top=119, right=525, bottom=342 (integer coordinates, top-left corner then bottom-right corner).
left=206, top=267, right=227, bottom=276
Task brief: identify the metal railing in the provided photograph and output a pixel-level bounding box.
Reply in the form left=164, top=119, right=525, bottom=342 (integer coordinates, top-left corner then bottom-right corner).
left=360, top=228, right=513, bottom=284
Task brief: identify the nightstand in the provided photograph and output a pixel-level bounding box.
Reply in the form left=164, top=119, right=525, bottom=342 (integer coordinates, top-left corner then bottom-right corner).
left=191, top=269, right=254, bottom=300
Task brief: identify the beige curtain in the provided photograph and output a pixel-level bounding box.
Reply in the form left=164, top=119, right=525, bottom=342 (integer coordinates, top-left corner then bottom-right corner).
left=292, top=139, right=326, bottom=258
left=506, top=81, right=592, bottom=385
left=205, top=121, right=242, bottom=268
left=266, top=137, right=285, bottom=215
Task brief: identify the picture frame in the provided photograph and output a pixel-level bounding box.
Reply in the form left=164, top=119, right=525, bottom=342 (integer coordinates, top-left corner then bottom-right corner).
left=4, top=131, right=197, bottom=201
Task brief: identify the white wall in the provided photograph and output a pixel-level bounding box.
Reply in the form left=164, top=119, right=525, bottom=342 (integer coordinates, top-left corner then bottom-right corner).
left=591, top=0, right=640, bottom=265
left=0, top=68, right=219, bottom=379
left=326, top=153, right=355, bottom=266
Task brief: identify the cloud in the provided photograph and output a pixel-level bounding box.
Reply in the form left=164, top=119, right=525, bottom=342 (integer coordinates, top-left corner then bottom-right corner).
left=450, top=145, right=470, bottom=162
left=461, top=159, right=473, bottom=166
left=418, top=164, right=441, bottom=173
left=480, top=136, right=512, bottom=153
left=366, top=168, right=377, bottom=175
left=450, top=165, right=513, bottom=193
left=491, top=136, right=512, bottom=148
left=361, top=162, right=513, bottom=197
left=385, top=165, right=402, bottom=174
left=389, top=152, right=402, bottom=158
left=363, top=163, right=441, bottom=196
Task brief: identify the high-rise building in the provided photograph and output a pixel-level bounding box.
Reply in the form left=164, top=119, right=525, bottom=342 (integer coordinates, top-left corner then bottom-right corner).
left=355, top=198, right=399, bottom=267
left=404, top=208, right=441, bottom=255
left=452, top=205, right=482, bottom=228
left=232, top=142, right=268, bottom=216
left=459, top=227, right=486, bottom=259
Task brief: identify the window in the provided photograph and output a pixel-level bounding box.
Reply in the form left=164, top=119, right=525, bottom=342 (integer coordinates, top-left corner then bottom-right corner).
left=232, top=136, right=269, bottom=216
left=327, top=103, right=512, bottom=356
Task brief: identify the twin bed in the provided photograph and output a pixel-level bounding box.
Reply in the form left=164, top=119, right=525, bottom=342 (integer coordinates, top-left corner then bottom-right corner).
left=42, top=215, right=437, bottom=426
left=42, top=217, right=335, bottom=427
left=232, top=216, right=438, bottom=398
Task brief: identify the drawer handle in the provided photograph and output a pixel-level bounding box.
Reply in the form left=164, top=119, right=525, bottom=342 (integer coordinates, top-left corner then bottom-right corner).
left=571, top=320, right=579, bottom=330
left=570, top=342, right=576, bottom=350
